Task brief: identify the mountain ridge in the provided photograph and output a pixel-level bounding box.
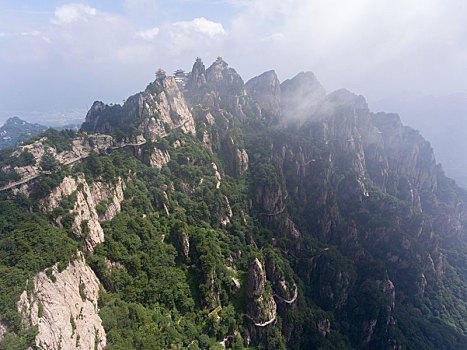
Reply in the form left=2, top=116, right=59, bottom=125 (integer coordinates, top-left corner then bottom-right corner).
left=0, top=57, right=466, bottom=349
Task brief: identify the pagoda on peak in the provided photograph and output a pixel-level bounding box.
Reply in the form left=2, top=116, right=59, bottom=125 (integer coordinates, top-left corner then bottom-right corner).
left=174, top=69, right=188, bottom=87
left=174, top=69, right=186, bottom=77
left=155, top=68, right=166, bottom=79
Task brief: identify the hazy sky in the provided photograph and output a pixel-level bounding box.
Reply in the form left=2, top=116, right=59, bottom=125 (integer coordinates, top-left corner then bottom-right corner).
left=1, top=0, right=467, bottom=124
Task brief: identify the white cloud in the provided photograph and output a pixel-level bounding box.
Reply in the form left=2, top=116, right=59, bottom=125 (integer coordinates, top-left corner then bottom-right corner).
left=52, top=3, right=97, bottom=24
left=135, top=27, right=160, bottom=40
left=262, top=32, right=285, bottom=41
left=156, top=17, right=226, bottom=56
left=3, top=0, right=467, bottom=122
left=172, top=17, right=225, bottom=38
left=224, top=0, right=467, bottom=98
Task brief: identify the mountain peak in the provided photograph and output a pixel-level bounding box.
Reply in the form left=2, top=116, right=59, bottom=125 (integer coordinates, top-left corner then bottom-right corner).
left=280, top=71, right=326, bottom=123
left=210, top=55, right=228, bottom=68
left=323, top=88, right=368, bottom=112
left=246, top=70, right=281, bottom=122
left=5, top=116, right=24, bottom=125
left=206, top=57, right=242, bottom=85
left=186, top=57, right=207, bottom=90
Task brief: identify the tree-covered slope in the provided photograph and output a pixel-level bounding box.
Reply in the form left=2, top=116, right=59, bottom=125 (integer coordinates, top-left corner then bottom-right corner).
left=0, top=58, right=466, bottom=350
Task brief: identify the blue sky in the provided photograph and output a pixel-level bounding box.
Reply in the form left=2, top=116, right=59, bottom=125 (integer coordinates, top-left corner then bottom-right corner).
left=1, top=0, right=467, bottom=124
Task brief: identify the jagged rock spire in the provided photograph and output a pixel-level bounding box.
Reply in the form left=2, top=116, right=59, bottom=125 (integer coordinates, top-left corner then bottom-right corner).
left=186, top=57, right=207, bottom=90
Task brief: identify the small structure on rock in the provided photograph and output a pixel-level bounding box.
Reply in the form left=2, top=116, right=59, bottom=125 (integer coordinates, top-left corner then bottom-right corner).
left=155, top=68, right=166, bottom=79
left=174, top=69, right=188, bottom=87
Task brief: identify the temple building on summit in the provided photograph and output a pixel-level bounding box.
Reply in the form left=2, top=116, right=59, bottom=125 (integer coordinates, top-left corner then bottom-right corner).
left=174, top=69, right=188, bottom=87
left=155, top=68, right=166, bottom=79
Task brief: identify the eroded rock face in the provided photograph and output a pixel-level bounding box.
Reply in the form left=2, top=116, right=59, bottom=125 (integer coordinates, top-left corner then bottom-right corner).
left=245, top=258, right=276, bottom=324
left=42, top=176, right=126, bottom=253
left=201, top=130, right=213, bottom=152
left=1, top=134, right=117, bottom=192
left=317, top=318, right=331, bottom=337
left=417, top=273, right=428, bottom=297
left=18, top=254, right=106, bottom=350
left=363, top=319, right=377, bottom=345
left=245, top=70, right=281, bottom=123
left=246, top=258, right=266, bottom=299
left=223, top=137, right=249, bottom=177
left=376, top=279, right=396, bottom=313
left=181, top=234, right=190, bottom=259
left=212, top=162, right=222, bottom=189
left=186, top=58, right=207, bottom=90
left=149, top=148, right=171, bottom=168
left=83, top=77, right=195, bottom=142
left=372, top=112, right=438, bottom=194
left=0, top=319, right=6, bottom=341
left=235, top=149, right=249, bottom=176
left=204, top=58, right=257, bottom=122
left=137, top=77, right=196, bottom=139
left=205, top=270, right=221, bottom=310
left=254, top=182, right=284, bottom=216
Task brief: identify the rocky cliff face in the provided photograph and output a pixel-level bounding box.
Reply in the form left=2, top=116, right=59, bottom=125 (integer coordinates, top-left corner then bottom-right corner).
left=83, top=77, right=195, bottom=141
left=148, top=147, right=171, bottom=169
left=42, top=175, right=125, bottom=253
left=185, top=58, right=207, bottom=91
left=185, top=61, right=466, bottom=346
left=186, top=58, right=261, bottom=123
left=369, top=111, right=437, bottom=194
left=205, top=58, right=249, bottom=120
left=8, top=134, right=113, bottom=183
left=223, top=137, right=249, bottom=176
left=137, top=77, right=196, bottom=139
left=246, top=70, right=281, bottom=123
left=241, top=67, right=467, bottom=347
left=0, top=321, right=6, bottom=341
left=245, top=258, right=276, bottom=324
left=18, top=254, right=106, bottom=350
left=0, top=132, right=141, bottom=193
left=184, top=59, right=253, bottom=178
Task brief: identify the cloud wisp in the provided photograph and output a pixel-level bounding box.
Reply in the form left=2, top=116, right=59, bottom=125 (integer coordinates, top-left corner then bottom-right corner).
left=135, top=27, right=160, bottom=40
left=52, top=3, right=98, bottom=24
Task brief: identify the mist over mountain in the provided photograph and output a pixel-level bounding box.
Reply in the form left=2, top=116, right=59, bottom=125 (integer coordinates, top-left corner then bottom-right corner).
left=0, top=58, right=466, bottom=350
left=373, top=93, right=467, bottom=189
